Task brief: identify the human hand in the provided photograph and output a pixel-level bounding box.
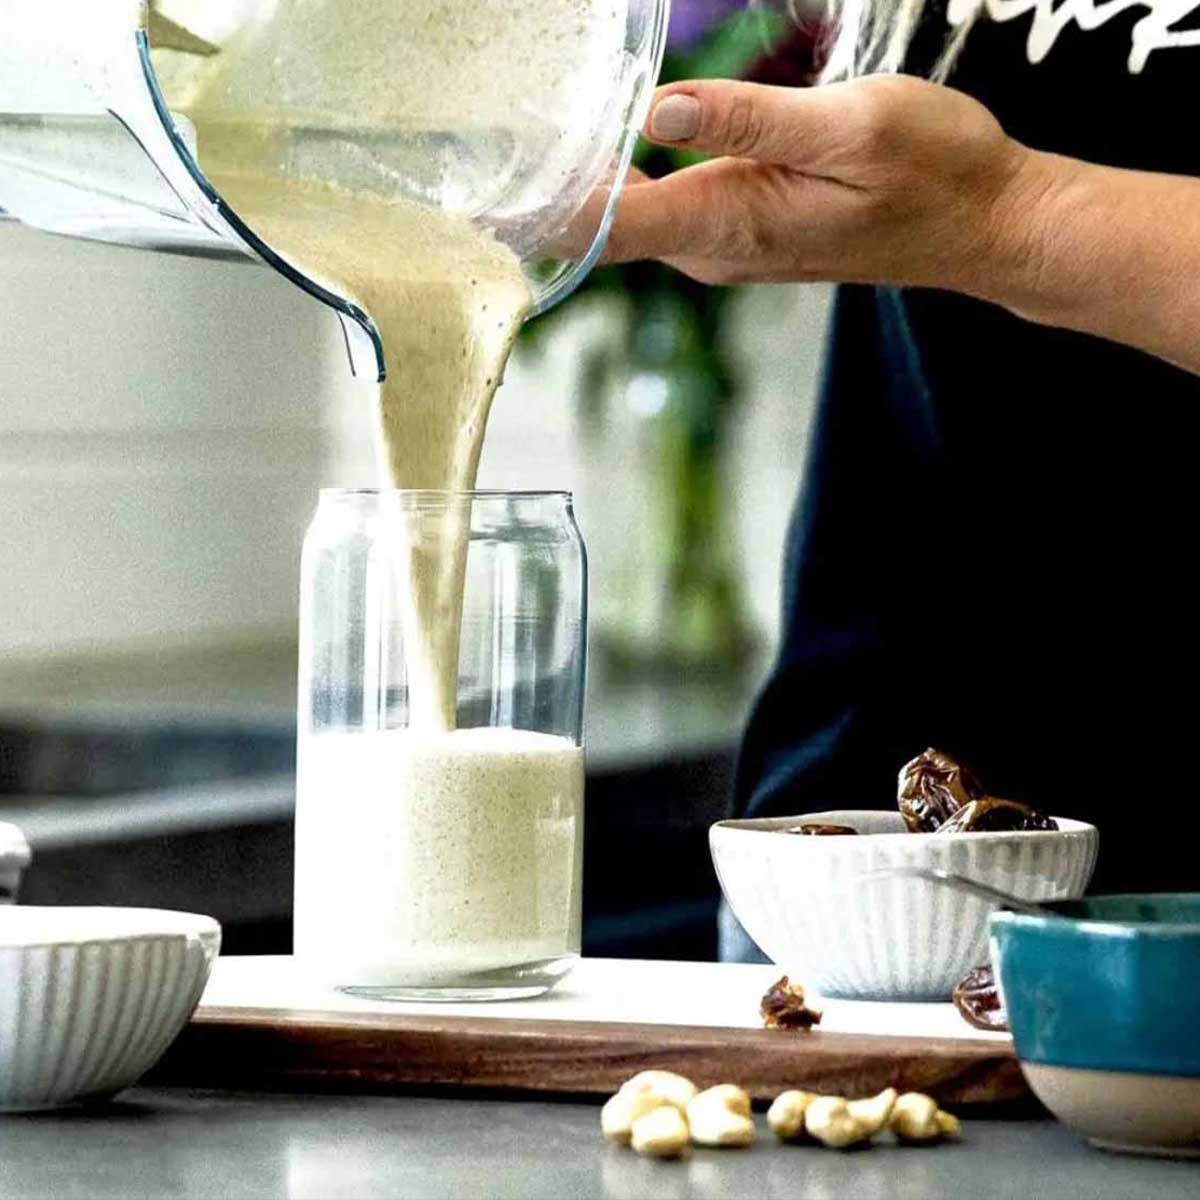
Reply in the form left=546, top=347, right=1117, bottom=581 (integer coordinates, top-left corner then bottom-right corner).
left=607, top=75, right=1062, bottom=300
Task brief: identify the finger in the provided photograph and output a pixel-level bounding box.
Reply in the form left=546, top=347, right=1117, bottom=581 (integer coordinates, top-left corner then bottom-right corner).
left=544, top=164, right=659, bottom=261
left=645, top=79, right=856, bottom=168
left=603, top=158, right=760, bottom=264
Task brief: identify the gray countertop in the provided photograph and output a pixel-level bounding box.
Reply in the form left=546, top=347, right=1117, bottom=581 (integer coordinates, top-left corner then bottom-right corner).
left=0, top=1088, right=1195, bottom=1200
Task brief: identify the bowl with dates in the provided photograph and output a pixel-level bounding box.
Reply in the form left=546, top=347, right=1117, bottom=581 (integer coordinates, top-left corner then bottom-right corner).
left=709, top=749, right=1098, bottom=998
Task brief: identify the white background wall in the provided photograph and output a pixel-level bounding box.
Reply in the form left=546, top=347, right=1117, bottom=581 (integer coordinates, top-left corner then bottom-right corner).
left=0, top=220, right=831, bottom=663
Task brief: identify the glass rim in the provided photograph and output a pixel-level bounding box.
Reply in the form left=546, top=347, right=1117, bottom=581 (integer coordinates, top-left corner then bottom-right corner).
left=319, top=488, right=572, bottom=501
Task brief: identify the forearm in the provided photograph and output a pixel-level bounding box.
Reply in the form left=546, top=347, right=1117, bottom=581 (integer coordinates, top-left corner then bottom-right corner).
left=613, top=74, right=1200, bottom=371
left=981, top=152, right=1200, bottom=374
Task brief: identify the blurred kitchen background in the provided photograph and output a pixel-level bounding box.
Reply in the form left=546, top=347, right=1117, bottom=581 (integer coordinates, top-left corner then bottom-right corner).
left=0, top=2, right=829, bottom=961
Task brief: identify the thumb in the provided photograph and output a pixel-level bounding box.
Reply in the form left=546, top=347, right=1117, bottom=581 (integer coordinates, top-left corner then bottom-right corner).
left=645, top=80, right=838, bottom=166
left=604, top=158, right=761, bottom=264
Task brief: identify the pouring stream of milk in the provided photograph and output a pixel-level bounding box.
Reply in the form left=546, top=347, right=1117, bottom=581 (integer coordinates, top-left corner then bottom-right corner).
left=216, top=168, right=529, bottom=728
left=178, top=123, right=531, bottom=729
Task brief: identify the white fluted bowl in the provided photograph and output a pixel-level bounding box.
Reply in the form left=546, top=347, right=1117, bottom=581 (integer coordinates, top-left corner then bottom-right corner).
left=711, top=810, right=1097, bottom=999
left=0, top=907, right=220, bottom=1112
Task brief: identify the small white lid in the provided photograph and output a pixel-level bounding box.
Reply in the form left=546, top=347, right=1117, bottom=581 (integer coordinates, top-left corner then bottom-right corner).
left=0, top=822, right=32, bottom=867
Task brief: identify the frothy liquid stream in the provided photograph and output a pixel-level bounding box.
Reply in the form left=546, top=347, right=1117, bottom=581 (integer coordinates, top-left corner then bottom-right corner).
left=208, top=166, right=530, bottom=728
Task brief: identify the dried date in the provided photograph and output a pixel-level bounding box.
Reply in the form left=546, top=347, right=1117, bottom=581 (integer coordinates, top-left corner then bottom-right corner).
left=897, top=748, right=985, bottom=833
left=761, top=976, right=822, bottom=1031
left=937, top=797, right=1058, bottom=833
left=952, top=965, right=1008, bottom=1032
left=785, top=823, right=860, bottom=836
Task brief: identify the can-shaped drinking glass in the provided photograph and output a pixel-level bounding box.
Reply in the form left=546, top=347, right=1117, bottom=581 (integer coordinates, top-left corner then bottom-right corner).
left=295, top=490, right=586, bottom=1000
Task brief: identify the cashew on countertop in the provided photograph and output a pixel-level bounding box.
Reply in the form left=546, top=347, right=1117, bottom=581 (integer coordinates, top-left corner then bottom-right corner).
left=630, top=1106, right=691, bottom=1158
left=603, top=1073, right=961, bottom=1158
left=601, top=1070, right=700, bottom=1151
left=891, top=1091, right=963, bottom=1142
left=686, top=1085, right=756, bottom=1148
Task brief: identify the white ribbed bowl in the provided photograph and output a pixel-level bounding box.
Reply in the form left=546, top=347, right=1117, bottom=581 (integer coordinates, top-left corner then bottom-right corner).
left=711, top=811, right=1097, bottom=999
left=0, top=907, right=221, bottom=1112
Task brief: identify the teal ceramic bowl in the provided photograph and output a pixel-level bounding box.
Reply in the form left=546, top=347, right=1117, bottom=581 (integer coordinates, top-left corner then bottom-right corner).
left=991, top=894, right=1200, bottom=1158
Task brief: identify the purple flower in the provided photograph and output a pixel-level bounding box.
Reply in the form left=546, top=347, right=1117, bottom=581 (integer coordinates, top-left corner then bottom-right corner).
left=667, top=0, right=747, bottom=50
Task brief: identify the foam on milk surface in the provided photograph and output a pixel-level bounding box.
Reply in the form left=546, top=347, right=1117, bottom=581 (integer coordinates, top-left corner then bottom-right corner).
left=295, top=728, right=584, bottom=981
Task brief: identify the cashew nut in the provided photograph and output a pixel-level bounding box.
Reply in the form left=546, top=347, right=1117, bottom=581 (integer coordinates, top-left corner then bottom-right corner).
left=619, top=1070, right=698, bottom=1113
left=686, top=1085, right=756, bottom=1148
left=602, top=1087, right=667, bottom=1145
left=936, top=1109, right=962, bottom=1139
left=890, top=1092, right=959, bottom=1143
left=767, top=1090, right=815, bottom=1141
left=603, top=1071, right=699, bottom=1144
left=803, top=1095, right=872, bottom=1148
left=845, top=1087, right=898, bottom=1137
left=630, top=1105, right=690, bottom=1158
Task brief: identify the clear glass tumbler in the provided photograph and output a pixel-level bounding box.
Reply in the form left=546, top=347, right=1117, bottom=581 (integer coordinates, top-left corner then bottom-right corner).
left=295, top=490, right=586, bottom=1001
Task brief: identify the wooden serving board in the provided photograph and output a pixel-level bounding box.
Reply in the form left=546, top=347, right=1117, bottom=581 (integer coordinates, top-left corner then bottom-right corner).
left=152, top=958, right=1029, bottom=1108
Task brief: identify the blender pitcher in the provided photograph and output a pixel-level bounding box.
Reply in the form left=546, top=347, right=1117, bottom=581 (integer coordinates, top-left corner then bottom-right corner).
left=0, top=0, right=669, bottom=379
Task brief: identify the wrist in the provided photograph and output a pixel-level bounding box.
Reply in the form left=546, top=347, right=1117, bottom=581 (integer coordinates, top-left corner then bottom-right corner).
left=952, top=140, right=1200, bottom=374
left=966, top=146, right=1091, bottom=327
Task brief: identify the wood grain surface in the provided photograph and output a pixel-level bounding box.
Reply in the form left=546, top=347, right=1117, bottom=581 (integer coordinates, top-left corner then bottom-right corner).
left=151, top=1007, right=1031, bottom=1108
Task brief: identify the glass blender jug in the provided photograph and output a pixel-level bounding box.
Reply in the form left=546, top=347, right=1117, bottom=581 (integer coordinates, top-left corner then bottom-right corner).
left=0, top=0, right=669, bottom=380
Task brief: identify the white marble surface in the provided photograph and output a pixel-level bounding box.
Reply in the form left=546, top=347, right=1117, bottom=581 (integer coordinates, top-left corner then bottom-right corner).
left=201, top=955, right=1008, bottom=1042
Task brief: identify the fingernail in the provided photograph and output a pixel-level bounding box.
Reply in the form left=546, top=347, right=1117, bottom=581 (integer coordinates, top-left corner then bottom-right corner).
left=650, top=94, right=701, bottom=142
